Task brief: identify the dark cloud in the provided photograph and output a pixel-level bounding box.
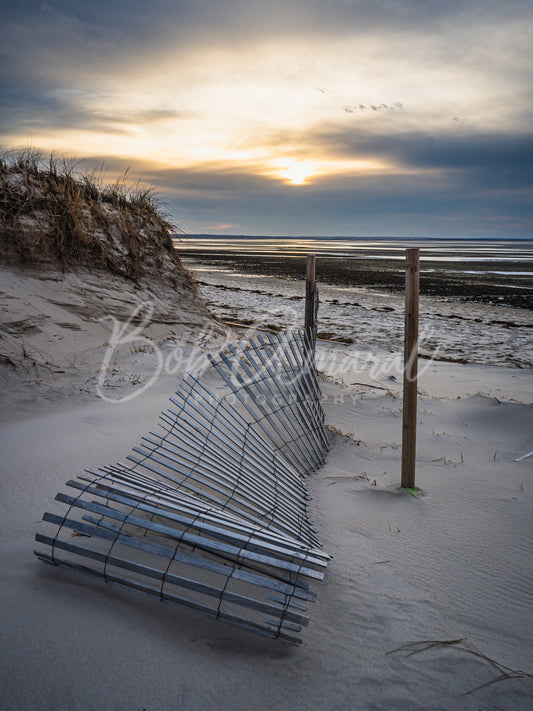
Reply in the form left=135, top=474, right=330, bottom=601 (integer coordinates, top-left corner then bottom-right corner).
left=4, top=0, right=531, bottom=68
left=11, top=1, right=529, bottom=38
left=5, top=144, right=525, bottom=237
left=313, top=128, right=533, bottom=188
left=134, top=160, right=533, bottom=237
left=0, top=78, right=184, bottom=135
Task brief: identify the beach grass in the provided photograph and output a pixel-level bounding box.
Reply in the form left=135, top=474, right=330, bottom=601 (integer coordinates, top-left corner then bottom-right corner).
left=0, top=149, right=190, bottom=285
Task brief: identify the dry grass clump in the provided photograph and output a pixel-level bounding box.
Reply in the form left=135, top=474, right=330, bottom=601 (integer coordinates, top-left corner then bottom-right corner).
left=0, top=149, right=193, bottom=289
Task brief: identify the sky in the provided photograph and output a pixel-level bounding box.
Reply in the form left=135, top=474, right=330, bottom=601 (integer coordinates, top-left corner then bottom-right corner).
left=2, top=0, right=533, bottom=238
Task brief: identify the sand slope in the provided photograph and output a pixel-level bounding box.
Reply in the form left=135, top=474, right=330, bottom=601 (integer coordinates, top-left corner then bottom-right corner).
left=0, top=264, right=224, bottom=421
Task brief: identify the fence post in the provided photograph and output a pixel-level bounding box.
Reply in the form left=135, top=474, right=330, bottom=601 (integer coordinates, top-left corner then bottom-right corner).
left=305, top=253, right=316, bottom=332
left=401, top=248, right=420, bottom=489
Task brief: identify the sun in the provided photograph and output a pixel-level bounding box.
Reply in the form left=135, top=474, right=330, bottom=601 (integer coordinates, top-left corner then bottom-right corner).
left=270, top=159, right=315, bottom=185
left=284, top=162, right=313, bottom=185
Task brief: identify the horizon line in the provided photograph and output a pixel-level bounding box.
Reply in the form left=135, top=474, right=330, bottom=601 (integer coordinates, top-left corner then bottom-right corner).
left=175, top=234, right=533, bottom=242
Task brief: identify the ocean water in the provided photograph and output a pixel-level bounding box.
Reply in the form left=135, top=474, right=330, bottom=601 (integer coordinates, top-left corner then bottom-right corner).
left=175, top=236, right=533, bottom=265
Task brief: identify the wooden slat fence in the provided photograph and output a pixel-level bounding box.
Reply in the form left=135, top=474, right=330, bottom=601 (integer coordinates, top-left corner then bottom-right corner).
left=35, top=325, right=329, bottom=644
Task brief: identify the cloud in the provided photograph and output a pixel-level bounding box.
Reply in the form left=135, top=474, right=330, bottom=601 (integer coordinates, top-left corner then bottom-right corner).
left=23, top=1, right=530, bottom=42
left=0, top=82, right=185, bottom=137
left=311, top=127, right=533, bottom=187
left=5, top=1, right=532, bottom=84
left=123, top=157, right=533, bottom=237
left=205, top=223, right=238, bottom=231
left=343, top=103, right=404, bottom=114
left=2, top=1, right=532, bottom=237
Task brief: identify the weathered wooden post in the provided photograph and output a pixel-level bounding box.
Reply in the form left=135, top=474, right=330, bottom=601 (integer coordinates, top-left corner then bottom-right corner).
left=401, top=248, right=420, bottom=489
left=305, top=253, right=316, bottom=332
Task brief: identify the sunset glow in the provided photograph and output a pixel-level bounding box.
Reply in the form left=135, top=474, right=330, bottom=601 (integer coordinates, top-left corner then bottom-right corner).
left=285, top=163, right=312, bottom=185
left=275, top=161, right=314, bottom=185
left=1, top=2, right=532, bottom=237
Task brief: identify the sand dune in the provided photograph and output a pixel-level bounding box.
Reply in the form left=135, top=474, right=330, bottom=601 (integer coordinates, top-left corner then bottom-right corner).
left=0, top=264, right=224, bottom=422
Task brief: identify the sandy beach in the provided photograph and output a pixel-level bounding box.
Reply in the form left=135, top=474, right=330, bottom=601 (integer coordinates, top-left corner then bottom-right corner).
left=1, top=250, right=532, bottom=710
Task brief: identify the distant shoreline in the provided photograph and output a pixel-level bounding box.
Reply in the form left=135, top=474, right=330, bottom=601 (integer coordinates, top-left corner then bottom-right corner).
left=179, top=233, right=533, bottom=242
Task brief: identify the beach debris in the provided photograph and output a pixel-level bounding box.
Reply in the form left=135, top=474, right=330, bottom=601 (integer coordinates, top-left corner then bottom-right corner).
left=387, top=637, right=533, bottom=695
left=35, top=328, right=330, bottom=644
left=514, top=451, right=533, bottom=462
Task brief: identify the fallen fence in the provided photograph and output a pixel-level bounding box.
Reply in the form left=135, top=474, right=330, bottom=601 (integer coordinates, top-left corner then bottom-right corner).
left=35, top=318, right=330, bottom=644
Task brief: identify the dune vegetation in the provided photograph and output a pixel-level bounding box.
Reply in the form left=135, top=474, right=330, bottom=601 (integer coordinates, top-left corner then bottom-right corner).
left=0, top=149, right=192, bottom=290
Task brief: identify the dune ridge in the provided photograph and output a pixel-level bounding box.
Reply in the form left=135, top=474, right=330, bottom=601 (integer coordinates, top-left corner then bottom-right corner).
left=0, top=151, right=223, bottom=419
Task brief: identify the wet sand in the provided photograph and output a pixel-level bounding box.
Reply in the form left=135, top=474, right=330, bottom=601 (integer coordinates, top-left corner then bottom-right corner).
left=182, top=250, right=533, bottom=309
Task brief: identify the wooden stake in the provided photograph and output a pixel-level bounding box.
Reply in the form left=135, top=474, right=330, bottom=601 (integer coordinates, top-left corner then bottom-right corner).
left=305, top=254, right=316, bottom=332
left=401, top=248, right=420, bottom=489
